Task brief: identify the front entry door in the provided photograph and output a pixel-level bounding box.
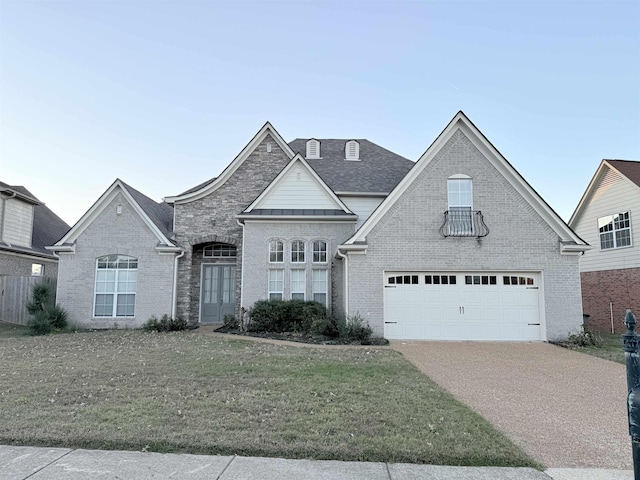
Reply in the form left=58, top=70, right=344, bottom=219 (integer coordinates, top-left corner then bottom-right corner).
left=201, top=265, right=235, bottom=323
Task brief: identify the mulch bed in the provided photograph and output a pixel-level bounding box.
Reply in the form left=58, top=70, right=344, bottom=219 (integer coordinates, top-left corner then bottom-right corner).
left=214, top=325, right=389, bottom=346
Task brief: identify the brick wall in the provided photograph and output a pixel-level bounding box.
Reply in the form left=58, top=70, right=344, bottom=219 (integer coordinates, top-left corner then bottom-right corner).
left=56, top=191, right=175, bottom=329
left=581, top=267, right=640, bottom=333
left=0, top=252, right=58, bottom=277
left=346, top=129, right=583, bottom=341
left=173, top=134, right=292, bottom=323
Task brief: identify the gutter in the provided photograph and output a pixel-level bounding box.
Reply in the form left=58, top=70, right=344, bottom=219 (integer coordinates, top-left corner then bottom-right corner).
left=336, top=248, right=349, bottom=318
left=171, top=249, right=186, bottom=319
left=236, top=219, right=246, bottom=310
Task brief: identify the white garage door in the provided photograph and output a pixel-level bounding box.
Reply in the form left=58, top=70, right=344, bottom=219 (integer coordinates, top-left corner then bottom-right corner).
left=384, top=272, right=542, bottom=341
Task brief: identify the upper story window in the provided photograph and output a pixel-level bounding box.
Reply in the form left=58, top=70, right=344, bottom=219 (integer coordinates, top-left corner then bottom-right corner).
left=345, top=140, right=360, bottom=161
left=291, top=240, right=305, bottom=263
left=306, top=139, right=321, bottom=159
left=312, top=240, right=327, bottom=263
left=31, top=263, right=44, bottom=276
left=447, top=176, right=473, bottom=235
left=203, top=244, right=237, bottom=258
left=599, top=212, right=632, bottom=250
left=269, top=240, right=284, bottom=263
left=94, top=254, right=137, bottom=317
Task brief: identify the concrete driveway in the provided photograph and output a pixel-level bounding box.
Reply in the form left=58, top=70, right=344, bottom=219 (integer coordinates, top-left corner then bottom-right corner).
left=392, top=341, right=631, bottom=469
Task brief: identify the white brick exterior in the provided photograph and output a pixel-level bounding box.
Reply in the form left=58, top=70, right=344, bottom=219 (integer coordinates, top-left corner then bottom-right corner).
left=345, top=130, right=583, bottom=342
left=56, top=191, right=175, bottom=329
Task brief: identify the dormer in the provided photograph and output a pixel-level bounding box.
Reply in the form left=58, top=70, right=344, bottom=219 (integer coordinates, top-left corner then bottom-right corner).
left=0, top=191, right=36, bottom=248
left=345, top=140, right=360, bottom=161
left=306, top=139, right=321, bottom=159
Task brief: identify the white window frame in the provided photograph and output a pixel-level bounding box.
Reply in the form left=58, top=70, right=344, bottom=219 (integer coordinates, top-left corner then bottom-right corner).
left=598, top=212, right=632, bottom=250
left=269, top=240, right=284, bottom=263
left=291, top=240, right=305, bottom=263
left=31, top=263, right=44, bottom=276
left=268, top=269, right=284, bottom=301
left=290, top=269, right=306, bottom=300
left=312, top=269, right=328, bottom=306
left=312, top=240, right=327, bottom=264
left=203, top=244, right=237, bottom=258
left=447, top=177, right=473, bottom=235
left=94, top=255, right=137, bottom=317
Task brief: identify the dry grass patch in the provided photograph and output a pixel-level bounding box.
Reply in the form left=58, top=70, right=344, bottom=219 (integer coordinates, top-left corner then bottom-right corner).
left=0, top=330, right=537, bottom=467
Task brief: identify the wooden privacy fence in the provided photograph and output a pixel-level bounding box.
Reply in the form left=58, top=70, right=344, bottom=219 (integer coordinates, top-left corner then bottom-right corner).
left=0, top=276, right=56, bottom=325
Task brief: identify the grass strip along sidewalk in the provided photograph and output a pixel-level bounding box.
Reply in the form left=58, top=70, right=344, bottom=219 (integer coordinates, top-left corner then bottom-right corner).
left=0, top=329, right=538, bottom=467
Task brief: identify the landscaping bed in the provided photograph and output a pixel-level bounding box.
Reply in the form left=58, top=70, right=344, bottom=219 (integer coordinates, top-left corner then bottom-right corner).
left=0, top=329, right=537, bottom=467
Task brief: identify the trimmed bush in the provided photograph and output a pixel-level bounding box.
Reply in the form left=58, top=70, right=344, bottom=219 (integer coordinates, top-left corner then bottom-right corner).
left=248, top=299, right=329, bottom=333
left=143, top=314, right=188, bottom=332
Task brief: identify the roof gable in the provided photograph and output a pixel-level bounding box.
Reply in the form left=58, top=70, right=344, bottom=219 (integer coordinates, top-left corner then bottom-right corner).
left=49, top=179, right=177, bottom=252
left=165, top=122, right=295, bottom=204
left=569, top=159, right=640, bottom=226
left=343, top=111, right=587, bottom=253
left=242, top=155, right=353, bottom=216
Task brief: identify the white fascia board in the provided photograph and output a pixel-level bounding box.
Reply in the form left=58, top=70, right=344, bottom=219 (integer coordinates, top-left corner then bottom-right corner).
left=54, top=180, right=174, bottom=248
left=568, top=160, right=607, bottom=227
left=560, top=243, right=591, bottom=255
left=238, top=215, right=357, bottom=222
left=155, top=245, right=184, bottom=253
left=244, top=154, right=353, bottom=214
left=337, top=243, right=368, bottom=254
left=334, top=191, right=389, bottom=197
left=345, top=111, right=587, bottom=247
left=45, top=244, right=75, bottom=253
left=164, top=122, right=295, bottom=204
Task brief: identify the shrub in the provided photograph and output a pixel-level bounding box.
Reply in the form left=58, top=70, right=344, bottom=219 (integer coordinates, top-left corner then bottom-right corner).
left=567, top=326, right=602, bottom=348
left=46, top=305, right=68, bottom=330
left=223, top=314, right=239, bottom=329
left=310, top=314, right=340, bottom=337
left=338, top=313, right=373, bottom=344
left=27, top=310, right=53, bottom=336
left=143, top=314, right=188, bottom=332
left=26, top=283, right=54, bottom=315
left=248, top=299, right=329, bottom=333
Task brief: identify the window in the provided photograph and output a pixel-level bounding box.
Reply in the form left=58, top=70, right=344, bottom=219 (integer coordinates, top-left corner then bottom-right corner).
left=465, top=275, right=497, bottom=285
left=448, top=177, right=473, bottom=235
left=290, top=270, right=306, bottom=300
left=312, top=270, right=328, bottom=306
left=203, top=244, right=236, bottom=258
left=424, top=275, right=456, bottom=285
left=313, top=240, right=327, bottom=263
left=269, top=240, right=284, bottom=263
left=388, top=275, right=419, bottom=285
left=94, top=255, right=137, bottom=317
left=268, top=270, right=284, bottom=300
left=599, top=212, right=631, bottom=250
left=31, top=263, right=44, bottom=276
left=345, top=140, right=359, bottom=161
left=503, top=276, right=534, bottom=286
left=291, top=240, right=305, bottom=263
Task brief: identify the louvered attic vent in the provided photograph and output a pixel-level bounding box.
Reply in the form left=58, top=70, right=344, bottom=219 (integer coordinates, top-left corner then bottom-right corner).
left=345, top=140, right=359, bottom=161
left=306, top=139, right=320, bottom=159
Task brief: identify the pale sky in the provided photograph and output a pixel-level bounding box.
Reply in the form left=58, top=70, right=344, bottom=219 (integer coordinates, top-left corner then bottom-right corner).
left=1, top=0, right=638, bottom=227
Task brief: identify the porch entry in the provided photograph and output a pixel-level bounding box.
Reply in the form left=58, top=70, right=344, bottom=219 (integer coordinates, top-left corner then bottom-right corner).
left=200, top=264, right=235, bottom=323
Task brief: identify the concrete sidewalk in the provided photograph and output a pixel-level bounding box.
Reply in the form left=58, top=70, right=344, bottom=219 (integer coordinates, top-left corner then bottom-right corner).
left=0, top=446, right=633, bottom=480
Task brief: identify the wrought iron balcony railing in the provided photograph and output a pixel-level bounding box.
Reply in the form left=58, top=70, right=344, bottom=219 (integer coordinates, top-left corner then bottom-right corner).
left=439, top=209, right=490, bottom=238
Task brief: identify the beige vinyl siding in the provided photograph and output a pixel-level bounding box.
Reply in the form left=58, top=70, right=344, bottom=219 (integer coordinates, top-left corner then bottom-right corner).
left=341, top=196, right=384, bottom=230
left=2, top=198, right=33, bottom=247
left=573, top=167, right=640, bottom=272
left=257, top=163, right=337, bottom=210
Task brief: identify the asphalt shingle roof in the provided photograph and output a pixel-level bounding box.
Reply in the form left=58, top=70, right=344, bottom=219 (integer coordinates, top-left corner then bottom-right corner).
left=608, top=159, right=640, bottom=189
left=119, top=181, right=175, bottom=242
left=288, top=139, right=414, bottom=193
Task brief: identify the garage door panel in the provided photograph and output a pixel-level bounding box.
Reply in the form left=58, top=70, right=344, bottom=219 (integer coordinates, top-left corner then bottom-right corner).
left=384, top=271, right=542, bottom=341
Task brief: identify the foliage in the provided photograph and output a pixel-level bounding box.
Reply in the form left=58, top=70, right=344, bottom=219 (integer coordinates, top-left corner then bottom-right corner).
left=247, top=299, right=329, bottom=334
left=336, top=313, right=374, bottom=344
left=25, top=282, right=69, bottom=335
left=566, top=326, right=603, bottom=348
left=143, top=314, right=188, bottom=332
left=223, top=314, right=239, bottom=329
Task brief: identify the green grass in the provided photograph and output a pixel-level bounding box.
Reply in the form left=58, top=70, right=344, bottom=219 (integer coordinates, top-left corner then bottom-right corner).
left=0, top=322, right=29, bottom=338
left=563, top=332, right=625, bottom=364
left=0, top=330, right=538, bottom=467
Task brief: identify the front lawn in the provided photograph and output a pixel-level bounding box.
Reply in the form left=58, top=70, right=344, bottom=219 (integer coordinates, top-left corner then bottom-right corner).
left=562, top=332, right=625, bottom=364
left=0, top=321, right=28, bottom=338
left=0, top=330, right=537, bottom=467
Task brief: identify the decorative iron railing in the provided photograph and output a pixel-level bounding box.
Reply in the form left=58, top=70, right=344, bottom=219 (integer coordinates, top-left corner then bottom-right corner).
left=439, top=210, right=490, bottom=238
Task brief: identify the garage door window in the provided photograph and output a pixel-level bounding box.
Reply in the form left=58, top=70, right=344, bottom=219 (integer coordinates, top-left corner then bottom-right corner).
left=425, top=275, right=456, bottom=285
left=503, top=276, right=535, bottom=286
left=465, top=275, right=497, bottom=285
left=388, top=275, right=419, bottom=285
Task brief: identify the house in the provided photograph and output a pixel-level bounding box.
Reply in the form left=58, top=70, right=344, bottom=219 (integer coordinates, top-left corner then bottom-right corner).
left=0, top=181, right=70, bottom=278
left=48, top=112, right=589, bottom=341
left=569, top=159, right=640, bottom=332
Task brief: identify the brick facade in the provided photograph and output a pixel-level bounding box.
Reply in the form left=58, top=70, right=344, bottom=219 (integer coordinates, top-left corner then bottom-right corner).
left=580, top=267, right=640, bottom=333
left=345, top=129, right=583, bottom=341
left=173, top=134, right=291, bottom=323
left=0, top=251, right=58, bottom=277
left=56, top=191, right=175, bottom=329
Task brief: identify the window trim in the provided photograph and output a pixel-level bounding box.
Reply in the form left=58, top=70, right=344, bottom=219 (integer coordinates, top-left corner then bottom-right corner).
left=268, top=269, right=284, bottom=301
left=312, top=240, right=328, bottom=264
left=312, top=269, right=328, bottom=306
left=290, top=269, right=306, bottom=300
left=598, top=211, right=632, bottom=250
left=31, top=263, right=44, bottom=277
left=268, top=240, right=284, bottom=263
left=290, top=240, right=306, bottom=263
left=93, top=254, right=137, bottom=318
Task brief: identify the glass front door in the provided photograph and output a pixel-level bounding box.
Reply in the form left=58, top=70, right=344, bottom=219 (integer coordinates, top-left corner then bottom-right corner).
left=201, top=265, right=235, bottom=323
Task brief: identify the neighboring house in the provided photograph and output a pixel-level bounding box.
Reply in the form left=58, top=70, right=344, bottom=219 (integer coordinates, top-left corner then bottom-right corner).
left=0, top=181, right=70, bottom=278
left=569, top=159, right=640, bottom=332
left=49, top=112, right=589, bottom=341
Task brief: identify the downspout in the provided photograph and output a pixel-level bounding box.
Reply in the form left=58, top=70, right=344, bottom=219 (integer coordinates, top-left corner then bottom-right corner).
left=336, top=248, right=349, bottom=318
left=171, top=249, right=186, bottom=319
left=236, top=219, right=245, bottom=310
